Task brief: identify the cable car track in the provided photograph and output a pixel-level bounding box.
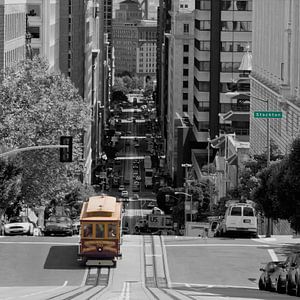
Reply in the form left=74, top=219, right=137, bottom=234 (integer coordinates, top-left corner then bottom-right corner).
left=45, top=267, right=111, bottom=300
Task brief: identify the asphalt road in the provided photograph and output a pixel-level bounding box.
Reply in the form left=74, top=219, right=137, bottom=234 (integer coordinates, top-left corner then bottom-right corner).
left=0, top=235, right=296, bottom=299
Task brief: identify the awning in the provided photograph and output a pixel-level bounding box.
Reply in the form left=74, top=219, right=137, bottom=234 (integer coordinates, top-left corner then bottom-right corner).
left=209, top=135, right=225, bottom=148
left=219, top=111, right=249, bottom=122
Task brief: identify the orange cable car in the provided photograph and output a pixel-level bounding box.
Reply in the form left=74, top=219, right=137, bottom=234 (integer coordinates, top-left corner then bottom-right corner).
left=78, top=195, right=122, bottom=267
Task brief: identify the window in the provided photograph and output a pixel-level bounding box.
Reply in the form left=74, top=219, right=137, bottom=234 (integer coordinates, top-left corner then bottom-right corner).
left=95, top=223, right=105, bottom=238
left=183, top=56, right=189, bottom=64
left=83, top=224, right=93, bottom=238
left=183, top=69, right=189, bottom=76
left=221, top=0, right=233, bottom=10
left=195, top=20, right=211, bottom=31
left=243, top=207, right=254, bottom=216
left=28, top=26, right=40, bottom=39
left=221, top=21, right=252, bottom=32
left=196, top=0, right=211, bottom=10
left=230, top=207, right=242, bottom=216
left=183, top=44, right=189, bottom=52
left=183, top=93, right=188, bottom=100
left=198, top=81, right=210, bottom=92
left=183, top=81, right=189, bottom=88
left=183, top=24, right=189, bottom=34
left=183, top=105, right=188, bottom=112
left=108, top=224, right=117, bottom=238
left=198, top=61, right=210, bottom=71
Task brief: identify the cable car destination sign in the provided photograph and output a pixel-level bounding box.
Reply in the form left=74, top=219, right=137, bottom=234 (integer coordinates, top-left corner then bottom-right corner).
left=254, top=111, right=283, bottom=118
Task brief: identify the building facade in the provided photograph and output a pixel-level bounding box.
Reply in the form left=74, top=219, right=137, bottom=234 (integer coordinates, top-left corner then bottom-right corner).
left=26, top=0, right=60, bottom=72
left=166, top=0, right=194, bottom=181
left=136, top=19, right=157, bottom=77
left=250, top=0, right=300, bottom=156
left=0, top=0, right=27, bottom=72
left=193, top=0, right=252, bottom=165
left=112, top=0, right=142, bottom=75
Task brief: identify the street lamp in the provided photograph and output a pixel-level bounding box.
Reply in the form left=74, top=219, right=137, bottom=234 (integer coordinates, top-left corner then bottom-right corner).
left=175, top=191, right=192, bottom=236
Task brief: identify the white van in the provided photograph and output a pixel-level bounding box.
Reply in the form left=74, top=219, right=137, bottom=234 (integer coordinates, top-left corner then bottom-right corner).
left=217, top=202, right=257, bottom=237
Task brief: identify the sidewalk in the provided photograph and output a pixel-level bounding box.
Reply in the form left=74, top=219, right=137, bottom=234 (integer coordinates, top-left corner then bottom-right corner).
left=256, top=235, right=300, bottom=244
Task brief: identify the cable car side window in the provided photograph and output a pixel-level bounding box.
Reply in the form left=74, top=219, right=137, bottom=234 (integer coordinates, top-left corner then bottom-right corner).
left=108, top=223, right=117, bottom=238
left=95, top=223, right=105, bottom=238
left=230, top=206, right=242, bottom=216
left=83, top=224, right=93, bottom=238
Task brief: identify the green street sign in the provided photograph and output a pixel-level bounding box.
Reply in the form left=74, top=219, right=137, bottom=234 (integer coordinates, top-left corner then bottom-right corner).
left=254, top=111, right=283, bottom=118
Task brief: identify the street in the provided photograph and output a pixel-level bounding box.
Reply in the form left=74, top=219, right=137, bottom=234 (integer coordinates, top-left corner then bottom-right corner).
left=0, top=234, right=298, bottom=299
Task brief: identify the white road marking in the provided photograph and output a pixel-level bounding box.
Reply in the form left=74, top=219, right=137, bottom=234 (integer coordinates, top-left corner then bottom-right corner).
left=171, top=282, right=258, bottom=289
left=268, top=249, right=279, bottom=261
left=161, top=236, right=172, bottom=289
left=81, top=267, right=89, bottom=287
left=165, top=243, right=270, bottom=247
left=185, top=283, right=191, bottom=287
left=119, top=282, right=130, bottom=300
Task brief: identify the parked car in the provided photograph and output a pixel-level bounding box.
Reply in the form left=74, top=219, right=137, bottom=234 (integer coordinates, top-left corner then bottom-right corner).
left=121, top=190, right=129, bottom=198
left=44, top=215, right=73, bottom=236
left=4, top=216, right=35, bottom=236
left=132, top=184, right=140, bottom=192
left=72, top=219, right=80, bottom=235
left=285, top=253, right=300, bottom=295
left=258, top=261, right=285, bottom=291
left=133, top=194, right=139, bottom=200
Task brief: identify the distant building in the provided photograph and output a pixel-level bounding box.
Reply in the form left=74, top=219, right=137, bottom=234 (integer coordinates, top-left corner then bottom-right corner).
left=26, top=0, right=60, bottom=72
left=250, top=0, right=300, bottom=156
left=0, top=0, right=27, bottom=71
left=113, top=0, right=157, bottom=77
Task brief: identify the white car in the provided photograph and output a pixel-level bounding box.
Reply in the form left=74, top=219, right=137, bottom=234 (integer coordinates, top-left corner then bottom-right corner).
left=121, top=190, right=129, bottom=198
left=4, top=216, right=35, bottom=236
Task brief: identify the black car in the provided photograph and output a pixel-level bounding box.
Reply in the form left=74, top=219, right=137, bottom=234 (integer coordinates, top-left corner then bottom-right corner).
left=44, top=215, right=73, bottom=236
left=258, top=261, right=285, bottom=291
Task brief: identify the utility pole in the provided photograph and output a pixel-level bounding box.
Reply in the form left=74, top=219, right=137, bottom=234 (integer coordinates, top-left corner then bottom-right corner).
left=182, top=163, right=192, bottom=235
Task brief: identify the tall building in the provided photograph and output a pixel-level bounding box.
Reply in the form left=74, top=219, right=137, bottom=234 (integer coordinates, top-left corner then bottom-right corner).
left=250, top=0, right=300, bottom=155
left=26, top=0, right=60, bottom=72
left=113, top=0, right=142, bottom=75
left=104, top=0, right=113, bottom=59
left=156, top=0, right=171, bottom=148
left=0, top=0, right=27, bottom=72
left=113, top=0, right=157, bottom=77
left=136, top=19, right=157, bottom=77
left=59, top=0, right=105, bottom=185
left=193, top=0, right=252, bottom=165
left=166, top=0, right=194, bottom=182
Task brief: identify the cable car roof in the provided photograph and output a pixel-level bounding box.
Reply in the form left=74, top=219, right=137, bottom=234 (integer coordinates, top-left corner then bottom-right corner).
left=80, top=195, right=121, bottom=221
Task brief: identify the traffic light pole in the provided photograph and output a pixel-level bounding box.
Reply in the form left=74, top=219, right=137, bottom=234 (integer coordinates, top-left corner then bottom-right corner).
left=0, top=144, right=68, bottom=158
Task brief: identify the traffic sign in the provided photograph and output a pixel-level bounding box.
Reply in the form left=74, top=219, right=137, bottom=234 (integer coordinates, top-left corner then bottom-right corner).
left=254, top=111, right=283, bottom=118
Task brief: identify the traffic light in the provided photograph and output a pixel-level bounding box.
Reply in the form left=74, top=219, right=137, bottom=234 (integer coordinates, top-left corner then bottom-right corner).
left=60, top=136, right=72, bottom=162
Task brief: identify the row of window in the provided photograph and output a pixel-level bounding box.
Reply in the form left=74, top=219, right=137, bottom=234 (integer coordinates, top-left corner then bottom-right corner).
left=195, top=0, right=252, bottom=11
left=194, top=59, right=241, bottom=72
left=83, top=223, right=117, bottom=239
left=195, top=40, right=251, bottom=52
left=194, top=79, right=235, bottom=93
left=195, top=20, right=252, bottom=32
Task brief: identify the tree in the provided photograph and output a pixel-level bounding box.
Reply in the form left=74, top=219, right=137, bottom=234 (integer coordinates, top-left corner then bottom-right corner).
left=156, top=186, right=175, bottom=213
left=0, top=57, right=90, bottom=207
left=0, top=157, right=22, bottom=216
